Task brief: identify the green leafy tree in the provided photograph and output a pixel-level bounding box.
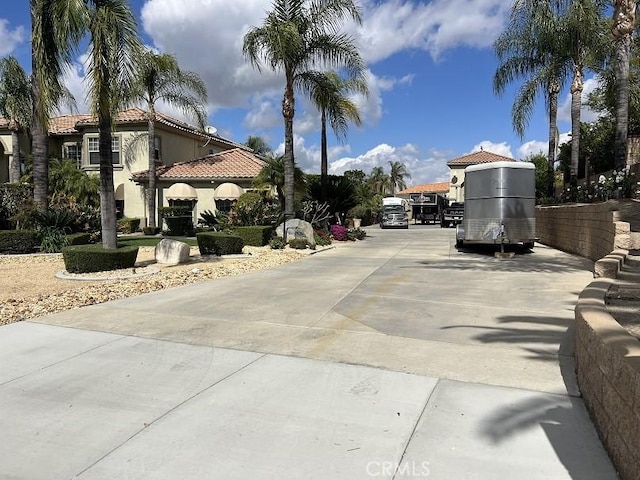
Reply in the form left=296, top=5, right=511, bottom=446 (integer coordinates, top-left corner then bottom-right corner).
left=0, top=56, right=32, bottom=183
left=253, top=153, right=306, bottom=212
left=306, top=174, right=356, bottom=218
left=525, top=152, right=552, bottom=198
left=243, top=0, right=365, bottom=218
left=30, top=0, right=85, bottom=211
left=129, top=51, right=207, bottom=229
left=307, top=71, right=368, bottom=201
left=368, top=166, right=392, bottom=195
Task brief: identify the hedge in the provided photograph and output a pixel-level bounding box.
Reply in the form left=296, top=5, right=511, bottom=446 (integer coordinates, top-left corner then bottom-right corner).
left=197, top=232, right=244, bottom=256
left=117, top=217, right=140, bottom=234
left=62, top=245, right=139, bottom=273
left=0, top=230, right=39, bottom=254
left=66, top=232, right=91, bottom=245
left=233, top=225, right=274, bottom=246
left=165, top=216, right=194, bottom=236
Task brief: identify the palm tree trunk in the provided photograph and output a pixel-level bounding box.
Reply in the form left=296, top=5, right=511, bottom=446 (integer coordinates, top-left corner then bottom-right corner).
left=282, top=77, right=295, bottom=218
left=10, top=130, right=21, bottom=183
left=547, top=80, right=559, bottom=198
left=320, top=108, right=328, bottom=203
left=569, top=68, right=583, bottom=187
left=99, top=114, right=117, bottom=249
left=31, top=74, right=48, bottom=212
left=612, top=0, right=636, bottom=171
left=147, top=105, right=157, bottom=228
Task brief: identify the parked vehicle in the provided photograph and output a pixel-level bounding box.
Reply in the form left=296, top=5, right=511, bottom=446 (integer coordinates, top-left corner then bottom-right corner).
left=455, top=161, right=536, bottom=248
left=440, top=202, right=464, bottom=228
left=380, top=197, right=409, bottom=229
left=409, top=192, right=447, bottom=224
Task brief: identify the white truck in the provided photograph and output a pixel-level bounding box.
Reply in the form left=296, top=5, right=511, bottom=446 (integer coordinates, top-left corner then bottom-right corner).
left=380, top=197, right=409, bottom=229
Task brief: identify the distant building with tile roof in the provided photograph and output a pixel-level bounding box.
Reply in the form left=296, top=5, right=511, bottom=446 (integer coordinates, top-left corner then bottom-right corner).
left=0, top=109, right=260, bottom=225
left=397, top=182, right=450, bottom=196
left=447, top=148, right=516, bottom=202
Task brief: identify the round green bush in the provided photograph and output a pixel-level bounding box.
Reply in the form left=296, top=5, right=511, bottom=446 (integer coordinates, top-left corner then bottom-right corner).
left=288, top=238, right=308, bottom=249
left=62, top=245, right=139, bottom=273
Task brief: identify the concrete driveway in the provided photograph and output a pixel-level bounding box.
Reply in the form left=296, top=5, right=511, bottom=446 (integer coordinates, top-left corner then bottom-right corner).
left=0, top=226, right=617, bottom=479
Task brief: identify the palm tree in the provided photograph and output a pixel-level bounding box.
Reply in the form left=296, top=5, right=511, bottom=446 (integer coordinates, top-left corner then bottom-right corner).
left=0, top=56, right=32, bottom=183
left=388, top=161, right=411, bottom=195
left=253, top=153, right=305, bottom=211
left=245, top=135, right=272, bottom=156
left=494, top=0, right=568, bottom=197
left=243, top=0, right=365, bottom=219
left=561, top=0, right=608, bottom=185
left=368, top=166, right=391, bottom=195
left=307, top=71, right=368, bottom=201
left=84, top=0, right=141, bottom=248
left=30, top=0, right=86, bottom=211
left=129, top=51, right=207, bottom=230
left=611, top=0, right=637, bottom=170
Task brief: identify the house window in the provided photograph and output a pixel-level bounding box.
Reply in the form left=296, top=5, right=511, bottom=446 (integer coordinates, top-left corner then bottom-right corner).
left=88, top=136, right=120, bottom=165
left=154, top=136, right=162, bottom=162
left=63, top=143, right=82, bottom=167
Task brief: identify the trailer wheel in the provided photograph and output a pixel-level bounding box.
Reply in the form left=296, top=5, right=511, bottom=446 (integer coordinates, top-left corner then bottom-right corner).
left=455, top=238, right=463, bottom=248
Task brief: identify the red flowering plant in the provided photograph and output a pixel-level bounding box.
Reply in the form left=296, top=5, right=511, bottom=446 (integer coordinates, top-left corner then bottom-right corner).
left=330, top=224, right=348, bottom=241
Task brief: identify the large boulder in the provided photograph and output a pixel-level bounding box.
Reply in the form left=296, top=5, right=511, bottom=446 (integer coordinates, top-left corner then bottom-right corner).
left=155, top=238, right=191, bottom=265
left=276, top=219, right=316, bottom=248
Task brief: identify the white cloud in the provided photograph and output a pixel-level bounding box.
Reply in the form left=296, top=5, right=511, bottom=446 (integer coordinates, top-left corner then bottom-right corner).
left=354, top=0, right=509, bottom=62
left=518, top=140, right=547, bottom=159
left=469, top=141, right=514, bottom=158
left=0, top=19, right=24, bottom=57
left=243, top=99, right=281, bottom=131
left=558, top=76, right=603, bottom=124
left=330, top=143, right=451, bottom=185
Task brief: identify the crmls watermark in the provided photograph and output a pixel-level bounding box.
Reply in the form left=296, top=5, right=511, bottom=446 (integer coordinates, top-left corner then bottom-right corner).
left=366, top=461, right=430, bottom=477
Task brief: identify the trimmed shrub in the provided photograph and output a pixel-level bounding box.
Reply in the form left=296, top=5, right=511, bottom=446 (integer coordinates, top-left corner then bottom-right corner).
left=66, top=232, right=91, bottom=245
left=0, top=230, right=39, bottom=254
left=197, top=232, right=244, bottom=256
left=314, top=229, right=332, bottom=247
left=62, top=244, right=139, bottom=273
left=143, top=226, right=161, bottom=236
left=40, top=228, right=69, bottom=253
left=347, top=228, right=367, bottom=241
left=165, top=216, right=194, bottom=236
left=269, top=236, right=285, bottom=250
left=117, top=217, right=141, bottom=234
left=288, top=238, right=308, bottom=249
left=233, top=225, right=274, bottom=246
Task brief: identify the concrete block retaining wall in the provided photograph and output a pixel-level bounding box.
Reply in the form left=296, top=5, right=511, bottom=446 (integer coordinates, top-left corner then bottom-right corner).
left=536, top=202, right=630, bottom=262
left=575, top=281, right=640, bottom=480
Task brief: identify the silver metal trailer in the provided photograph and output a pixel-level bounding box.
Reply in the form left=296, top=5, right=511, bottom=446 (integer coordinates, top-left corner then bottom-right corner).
left=455, top=161, right=536, bottom=248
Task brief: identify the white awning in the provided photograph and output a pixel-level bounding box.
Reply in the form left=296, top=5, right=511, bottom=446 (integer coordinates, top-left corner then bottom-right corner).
left=214, top=182, right=244, bottom=200
left=166, top=182, right=198, bottom=200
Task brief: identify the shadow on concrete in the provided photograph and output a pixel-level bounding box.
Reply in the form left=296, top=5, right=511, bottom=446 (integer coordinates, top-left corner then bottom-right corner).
left=411, top=254, right=593, bottom=274
left=479, top=395, right=616, bottom=479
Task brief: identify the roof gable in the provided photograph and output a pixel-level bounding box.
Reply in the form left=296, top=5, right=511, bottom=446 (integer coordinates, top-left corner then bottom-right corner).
left=398, top=182, right=450, bottom=195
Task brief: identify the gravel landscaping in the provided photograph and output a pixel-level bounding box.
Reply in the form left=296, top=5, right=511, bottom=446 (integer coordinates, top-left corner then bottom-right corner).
left=0, top=245, right=315, bottom=326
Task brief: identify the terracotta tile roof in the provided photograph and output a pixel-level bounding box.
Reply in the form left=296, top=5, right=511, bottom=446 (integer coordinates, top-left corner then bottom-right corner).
left=48, top=114, right=92, bottom=134
left=447, top=150, right=515, bottom=166
left=131, top=148, right=266, bottom=182
left=398, top=182, right=450, bottom=195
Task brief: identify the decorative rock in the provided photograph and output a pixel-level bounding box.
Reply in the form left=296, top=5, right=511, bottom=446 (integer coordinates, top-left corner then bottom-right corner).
left=276, top=219, right=316, bottom=248
left=155, top=239, right=191, bottom=265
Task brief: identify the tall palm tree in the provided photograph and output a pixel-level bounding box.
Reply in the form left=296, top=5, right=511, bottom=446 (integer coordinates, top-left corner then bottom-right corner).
left=0, top=56, right=32, bottom=183
left=494, top=0, right=568, bottom=197
left=368, top=166, right=391, bottom=195
left=85, top=0, right=141, bottom=248
left=561, top=0, right=608, bottom=185
left=388, top=161, right=411, bottom=195
left=243, top=0, right=365, bottom=219
left=129, top=51, right=207, bottom=230
left=307, top=70, right=368, bottom=202
left=30, top=0, right=86, bottom=211
left=611, top=0, right=637, bottom=170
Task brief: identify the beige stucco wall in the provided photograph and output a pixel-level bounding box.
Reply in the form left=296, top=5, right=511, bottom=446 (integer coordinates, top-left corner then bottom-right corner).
left=448, top=166, right=466, bottom=202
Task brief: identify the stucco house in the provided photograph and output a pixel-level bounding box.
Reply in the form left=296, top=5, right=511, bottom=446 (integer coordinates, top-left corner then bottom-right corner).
left=446, top=149, right=516, bottom=202
left=0, top=108, right=263, bottom=226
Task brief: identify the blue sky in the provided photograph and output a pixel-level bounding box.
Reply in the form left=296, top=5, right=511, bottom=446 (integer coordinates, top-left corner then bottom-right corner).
left=0, top=0, right=602, bottom=186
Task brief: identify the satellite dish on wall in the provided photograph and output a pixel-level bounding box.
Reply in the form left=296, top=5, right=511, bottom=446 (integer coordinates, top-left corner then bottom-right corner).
left=205, top=125, right=217, bottom=135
